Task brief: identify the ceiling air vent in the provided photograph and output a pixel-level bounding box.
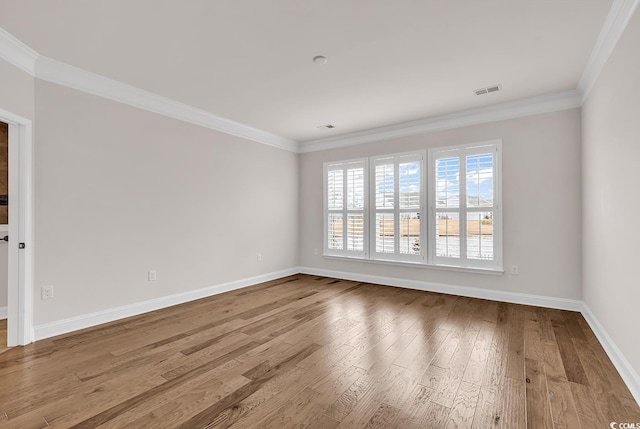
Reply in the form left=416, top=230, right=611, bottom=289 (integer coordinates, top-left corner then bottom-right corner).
left=474, top=84, right=502, bottom=96
left=317, top=124, right=336, bottom=129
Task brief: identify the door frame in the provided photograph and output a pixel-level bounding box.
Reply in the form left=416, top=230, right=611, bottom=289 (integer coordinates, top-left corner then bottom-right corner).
left=0, top=107, right=33, bottom=346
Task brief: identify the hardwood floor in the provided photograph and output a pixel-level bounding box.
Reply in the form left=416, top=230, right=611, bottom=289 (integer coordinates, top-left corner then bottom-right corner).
left=0, top=275, right=638, bottom=428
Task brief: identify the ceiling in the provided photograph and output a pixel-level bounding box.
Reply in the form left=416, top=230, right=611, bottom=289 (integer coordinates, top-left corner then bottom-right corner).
left=0, top=0, right=612, bottom=143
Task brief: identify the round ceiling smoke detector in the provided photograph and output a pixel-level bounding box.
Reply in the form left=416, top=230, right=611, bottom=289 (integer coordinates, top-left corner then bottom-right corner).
left=313, top=55, right=327, bottom=64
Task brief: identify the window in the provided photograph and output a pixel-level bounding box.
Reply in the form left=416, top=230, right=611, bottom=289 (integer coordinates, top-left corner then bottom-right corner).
left=428, top=141, right=502, bottom=270
left=324, top=159, right=367, bottom=257
left=371, top=152, right=425, bottom=262
left=323, top=141, right=502, bottom=272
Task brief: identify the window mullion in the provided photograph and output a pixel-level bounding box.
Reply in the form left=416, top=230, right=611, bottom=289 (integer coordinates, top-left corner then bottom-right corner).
left=369, top=161, right=375, bottom=257
left=466, top=207, right=494, bottom=213
left=421, top=153, right=427, bottom=262
left=394, top=159, right=400, bottom=255
left=427, top=153, right=434, bottom=264
left=364, top=164, right=369, bottom=257
left=460, top=153, right=467, bottom=264
left=342, top=167, right=349, bottom=253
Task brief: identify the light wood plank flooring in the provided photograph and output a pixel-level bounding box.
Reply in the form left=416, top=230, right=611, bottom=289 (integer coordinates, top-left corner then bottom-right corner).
left=0, top=275, right=638, bottom=428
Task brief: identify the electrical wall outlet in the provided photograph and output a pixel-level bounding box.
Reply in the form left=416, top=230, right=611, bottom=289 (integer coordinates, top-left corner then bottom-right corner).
left=148, top=270, right=157, bottom=281
left=257, top=253, right=262, bottom=262
left=41, top=285, right=54, bottom=300
left=511, top=265, right=519, bottom=275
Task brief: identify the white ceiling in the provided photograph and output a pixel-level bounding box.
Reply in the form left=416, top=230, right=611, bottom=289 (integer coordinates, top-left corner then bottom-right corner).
left=0, top=0, right=612, bottom=142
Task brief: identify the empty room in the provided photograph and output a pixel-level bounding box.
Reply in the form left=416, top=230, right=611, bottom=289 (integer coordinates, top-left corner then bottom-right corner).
left=0, top=1, right=639, bottom=428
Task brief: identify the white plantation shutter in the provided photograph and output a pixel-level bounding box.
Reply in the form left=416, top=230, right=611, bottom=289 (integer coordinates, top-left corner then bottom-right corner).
left=466, top=152, right=496, bottom=262
left=323, top=142, right=502, bottom=272
left=428, top=141, right=502, bottom=270
left=370, top=152, right=425, bottom=262
left=434, top=155, right=461, bottom=259
left=324, top=159, right=367, bottom=257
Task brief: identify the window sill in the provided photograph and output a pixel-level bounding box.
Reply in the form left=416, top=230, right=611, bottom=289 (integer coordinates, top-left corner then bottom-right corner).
left=322, top=254, right=504, bottom=275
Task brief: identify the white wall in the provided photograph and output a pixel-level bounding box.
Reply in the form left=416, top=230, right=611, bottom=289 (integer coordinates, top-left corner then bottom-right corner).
left=33, top=80, right=299, bottom=325
left=582, top=8, right=640, bottom=382
left=0, top=58, right=34, bottom=120
left=300, top=109, right=583, bottom=299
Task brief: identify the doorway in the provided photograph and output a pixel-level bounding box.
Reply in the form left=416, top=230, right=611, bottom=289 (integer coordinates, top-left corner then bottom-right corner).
left=0, top=121, right=7, bottom=352
left=0, top=108, right=33, bottom=347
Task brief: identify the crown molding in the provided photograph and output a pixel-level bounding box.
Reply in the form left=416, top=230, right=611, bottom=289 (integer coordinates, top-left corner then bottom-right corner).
left=0, top=27, right=38, bottom=75
left=0, top=26, right=300, bottom=153
left=1, top=0, right=635, bottom=155
left=578, top=0, right=640, bottom=99
left=299, top=90, right=582, bottom=153
left=35, top=56, right=299, bottom=152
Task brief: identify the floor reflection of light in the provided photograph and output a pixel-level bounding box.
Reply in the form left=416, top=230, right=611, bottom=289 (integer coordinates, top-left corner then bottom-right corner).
left=323, top=289, right=369, bottom=344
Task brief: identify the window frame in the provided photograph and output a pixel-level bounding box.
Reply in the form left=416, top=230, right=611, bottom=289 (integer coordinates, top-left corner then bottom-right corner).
left=323, top=158, right=368, bottom=258
left=427, top=140, right=503, bottom=271
left=369, top=151, right=426, bottom=263
left=322, top=140, right=503, bottom=273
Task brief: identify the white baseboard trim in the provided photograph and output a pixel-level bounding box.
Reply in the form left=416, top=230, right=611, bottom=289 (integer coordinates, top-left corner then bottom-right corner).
left=0, top=306, right=7, bottom=320
left=298, top=266, right=583, bottom=311
left=32, top=267, right=299, bottom=341
left=28, top=266, right=640, bottom=406
left=298, top=266, right=639, bottom=405
left=580, top=303, right=640, bottom=405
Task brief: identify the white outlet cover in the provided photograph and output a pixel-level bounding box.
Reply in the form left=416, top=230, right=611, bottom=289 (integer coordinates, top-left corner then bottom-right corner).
left=41, top=285, right=54, bottom=299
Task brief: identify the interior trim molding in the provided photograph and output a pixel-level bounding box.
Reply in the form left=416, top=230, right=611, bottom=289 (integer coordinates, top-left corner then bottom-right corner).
left=580, top=303, right=640, bottom=405
left=35, top=56, right=299, bottom=153
left=299, top=91, right=583, bottom=153
left=0, top=24, right=299, bottom=152
left=0, top=27, right=38, bottom=76
left=0, top=0, right=635, bottom=153
left=28, top=267, right=640, bottom=405
left=32, top=267, right=300, bottom=341
left=0, top=24, right=298, bottom=152
left=298, top=266, right=583, bottom=311
left=0, top=306, right=7, bottom=320
left=578, top=0, right=640, bottom=99
left=1, top=0, right=634, bottom=156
